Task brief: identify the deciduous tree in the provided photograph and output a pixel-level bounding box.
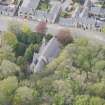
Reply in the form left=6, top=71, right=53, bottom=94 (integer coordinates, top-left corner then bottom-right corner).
left=55, top=29, right=73, bottom=45
left=35, top=21, right=47, bottom=34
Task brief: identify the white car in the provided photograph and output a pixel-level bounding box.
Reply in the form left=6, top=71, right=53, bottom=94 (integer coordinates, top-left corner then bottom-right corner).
left=99, top=18, right=105, bottom=22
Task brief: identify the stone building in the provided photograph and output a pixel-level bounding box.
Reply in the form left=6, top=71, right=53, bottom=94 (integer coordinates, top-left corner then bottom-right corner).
left=30, top=37, right=61, bottom=72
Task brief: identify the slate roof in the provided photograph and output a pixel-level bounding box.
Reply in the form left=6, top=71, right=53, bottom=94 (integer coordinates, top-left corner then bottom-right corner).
left=47, top=3, right=61, bottom=23
left=35, top=37, right=61, bottom=72
left=19, top=0, right=40, bottom=13
left=58, top=17, right=76, bottom=27
left=58, top=17, right=97, bottom=27
left=78, top=17, right=96, bottom=25
left=90, top=6, right=105, bottom=16
left=90, top=6, right=101, bottom=15
left=72, top=6, right=81, bottom=18
left=41, top=37, right=61, bottom=59
left=0, top=4, right=17, bottom=15
left=0, top=0, right=13, bottom=5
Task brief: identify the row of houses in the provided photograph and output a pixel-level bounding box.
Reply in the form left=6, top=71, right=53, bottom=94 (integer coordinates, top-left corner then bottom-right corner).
left=80, top=0, right=105, bottom=19
left=0, top=0, right=104, bottom=22
left=18, top=0, right=61, bottom=23
left=0, top=0, right=104, bottom=27
left=0, top=0, right=61, bottom=23
left=0, top=4, right=17, bottom=16
left=58, top=0, right=105, bottom=31
left=18, top=0, right=40, bottom=17
left=0, top=0, right=20, bottom=16
left=58, top=17, right=105, bottom=30
left=89, top=6, right=105, bottom=18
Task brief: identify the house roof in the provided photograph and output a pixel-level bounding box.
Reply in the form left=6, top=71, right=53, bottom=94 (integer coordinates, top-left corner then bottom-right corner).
left=41, top=37, right=61, bottom=59
left=47, top=3, right=61, bottom=22
left=90, top=6, right=105, bottom=16
left=35, top=37, right=61, bottom=71
left=0, top=4, right=16, bottom=13
left=0, top=0, right=14, bottom=5
left=19, top=0, right=40, bottom=13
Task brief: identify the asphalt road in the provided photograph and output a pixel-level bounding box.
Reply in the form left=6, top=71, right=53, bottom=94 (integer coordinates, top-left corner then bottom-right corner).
left=0, top=16, right=105, bottom=45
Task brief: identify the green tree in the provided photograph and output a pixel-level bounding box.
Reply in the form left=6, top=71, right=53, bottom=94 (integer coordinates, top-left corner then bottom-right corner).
left=0, top=60, right=20, bottom=78
left=93, top=60, right=105, bottom=81
left=89, top=97, right=105, bottom=105
left=24, top=44, right=39, bottom=62
left=0, top=76, right=18, bottom=96
left=16, top=56, right=27, bottom=71
left=102, top=26, right=105, bottom=33
left=94, top=60, right=105, bottom=71
left=53, top=80, right=74, bottom=105
left=8, top=21, right=22, bottom=35
left=3, top=32, right=18, bottom=50
left=74, top=95, right=90, bottom=105
left=87, top=82, right=105, bottom=98
left=13, top=86, right=36, bottom=105
left=0, top=46, right=15, bottom=64
left=0, top=76, right=18, bottom=104
left=53, top=94, right=65, bottom=105
left=0, top=92, right=8, bottom=105
left=15, top=42, right=26, bottom=56
left=21, top=22, right=31, bottom=34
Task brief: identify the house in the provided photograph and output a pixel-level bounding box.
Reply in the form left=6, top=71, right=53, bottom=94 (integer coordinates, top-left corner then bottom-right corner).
left=58, top=17, right=77, bottom=27
left=77, top=17, right=96, bottom=29
left=18, top=0, right=61, bottom=23
left=58, top=17, right=99, bottom=29
left=84, top=0, right=91, bottom=8
left=79, top=0, right=92, bottom=18
left=18, top=0, right=40, bottom=18
left=30, top=37, right=61, bottom=72
left=79, top=6, right=89, bottom=18
left=0, top=0, right=13, bottom=4
left=91, top=0, right=104, bottom=4
left=32, top=10, right=48, bottom=21
left=72, top=6, right=82, bottom=18
left=47, top=3, right=61, bottom=23
left=0, top=0, right=18, bottom=16
left=89, top=6, right=105, bottom=18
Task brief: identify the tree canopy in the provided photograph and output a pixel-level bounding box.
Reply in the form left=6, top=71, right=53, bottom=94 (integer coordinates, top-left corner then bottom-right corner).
left=0, top=21, right=105, bottom=105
